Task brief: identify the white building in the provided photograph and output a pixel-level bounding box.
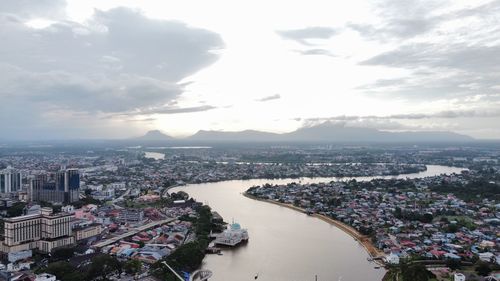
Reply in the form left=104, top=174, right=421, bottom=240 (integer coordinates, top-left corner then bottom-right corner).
left=384, top=253, right=400, bottom=265
left=62, top=205, right=75, bottom=213
left=8, top=249, right=32, bottom=263
left=454, top=273, right=466, bottom=281
left=35, top=273, right=57, bottom=281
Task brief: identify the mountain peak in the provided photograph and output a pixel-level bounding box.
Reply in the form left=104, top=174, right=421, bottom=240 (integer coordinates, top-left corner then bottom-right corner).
left=134, top=130, right=173, bottom=141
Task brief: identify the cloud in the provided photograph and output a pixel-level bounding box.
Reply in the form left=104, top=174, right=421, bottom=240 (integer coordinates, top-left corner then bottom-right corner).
left=128, top=118, right=156, bottom=123
left=277, top=26, right=336, bottom=45
left=134, top=105, right=217, bottom=115
left=109, top=105, right=217, bottom=120
left=348, top=0, right=500, bottom=106
left=347, top=0, right=448, bottom=41
left=359, top=43, right=500, bottom=99
left=0, top=6, right=224, bottom=139
left=348, top=19, right=436, bottom=41
left=302, top=108, right=500, bottom=125
left=295, top=49, right=335, bottom=57
left=361, top=44, right=500, bottom=72
left=256, top=94, right=281, bottom=102
left=0, top=0, right=67, bottom=20
left=299, top=108, right=500, bottom=132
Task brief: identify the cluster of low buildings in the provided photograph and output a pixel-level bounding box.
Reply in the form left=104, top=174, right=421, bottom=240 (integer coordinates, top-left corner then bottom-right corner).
left=0, top=195, right=202, bottom=280
left=0, top=144, right=498, bottom=280
left=101, top=221, right=192, bottom=264
left=247, top=173, right=500, bottom=268
left=137, top=160, right=427, bottom=183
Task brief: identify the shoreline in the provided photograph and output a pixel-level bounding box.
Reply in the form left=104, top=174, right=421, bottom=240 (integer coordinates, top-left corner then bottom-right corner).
left=243, top=192, right=386, bottom=265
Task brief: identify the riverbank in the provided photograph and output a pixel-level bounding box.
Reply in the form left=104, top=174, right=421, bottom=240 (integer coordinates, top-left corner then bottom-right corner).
left=243, top=192, right=385, bottom=261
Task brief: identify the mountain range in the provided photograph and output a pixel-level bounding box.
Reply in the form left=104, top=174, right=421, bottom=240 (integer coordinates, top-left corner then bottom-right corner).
left=133, top=122, right=474, bottom=143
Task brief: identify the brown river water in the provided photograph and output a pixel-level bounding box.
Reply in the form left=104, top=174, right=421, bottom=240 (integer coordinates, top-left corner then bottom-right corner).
left=172, top=165, right=466, bottom=281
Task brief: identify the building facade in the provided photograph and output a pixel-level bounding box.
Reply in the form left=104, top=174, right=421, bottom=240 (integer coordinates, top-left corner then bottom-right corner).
left=29, top=169, right=80, bottom=204
left=74, top=224, right=102, bottom=241
left=117, top=209, right=144, bottom=222
left=0, top=208, right=74, bottom=254
left=0, top=167, right=22, bottom=194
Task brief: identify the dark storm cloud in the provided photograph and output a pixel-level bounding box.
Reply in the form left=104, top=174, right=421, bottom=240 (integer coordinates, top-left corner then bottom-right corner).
left=255, top=94, right=281, bottom=102
left=277, top=27, right=336, bottom=45
left=0, top=5, right=224, bottom=138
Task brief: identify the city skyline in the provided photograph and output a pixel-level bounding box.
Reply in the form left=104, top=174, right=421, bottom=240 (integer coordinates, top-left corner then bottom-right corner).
left=1, top=0, right=500, bottom=140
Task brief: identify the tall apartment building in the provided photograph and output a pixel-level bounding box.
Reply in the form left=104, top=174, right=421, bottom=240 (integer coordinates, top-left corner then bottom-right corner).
left=0, top=167, right=22, bottom=194
left=29, top=169, right=80, bottom=204
left=0, top=208, right=74, bottom=254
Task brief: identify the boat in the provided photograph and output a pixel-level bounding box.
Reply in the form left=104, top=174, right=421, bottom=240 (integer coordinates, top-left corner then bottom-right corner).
left=213, top=222, right=249, bottom=247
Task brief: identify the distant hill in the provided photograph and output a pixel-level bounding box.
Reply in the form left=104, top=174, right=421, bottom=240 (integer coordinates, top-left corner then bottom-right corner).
left=133, top=130, right=173, bottom=141
left=184, top=122, right=474, bottom=143
left=131, top=123, right=474, bottom=143
left=282, top=122, right=474, bottom=142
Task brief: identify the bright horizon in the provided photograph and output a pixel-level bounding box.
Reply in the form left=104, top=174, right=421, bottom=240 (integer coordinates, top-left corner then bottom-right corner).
left=1, top=0, right=500, bottom=140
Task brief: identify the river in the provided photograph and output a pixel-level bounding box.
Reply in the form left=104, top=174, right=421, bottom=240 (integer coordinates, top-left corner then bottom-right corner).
left=171, top=165, right=465, bottom=281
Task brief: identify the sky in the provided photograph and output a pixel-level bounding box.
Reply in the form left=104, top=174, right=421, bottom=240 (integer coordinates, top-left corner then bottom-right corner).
left=1, top=0, right=500, bottom=140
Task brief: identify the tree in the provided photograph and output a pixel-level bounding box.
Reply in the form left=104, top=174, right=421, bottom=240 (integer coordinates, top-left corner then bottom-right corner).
left=475, top=261, right=492, bottom=276
left=51, top=247, right=75, bottom=261
left=62, top=271, right=85, bottom=281
left=7, top=202, right=26, bottom=217
left=153, top=241, right=205, bottom=280
left=123, top=260, right=142, bottom=274
left=447, top=223, right=459, bottom=233
left=43, top=261, right=77, bottom=281
left=171, top=191, right=189, bottom=200
left=400, top=263, right=435, bottom=281
left=394, top=207, right=402, bottom=219
left=86, top=254, right=123, bottom=280
left=421, top=213, right=433, bottom=223
left=446, top=259, right=461, bottom=270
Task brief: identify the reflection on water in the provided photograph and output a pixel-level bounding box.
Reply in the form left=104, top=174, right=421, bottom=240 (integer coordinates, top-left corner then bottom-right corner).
left=172, top=165, right=465, bottom=281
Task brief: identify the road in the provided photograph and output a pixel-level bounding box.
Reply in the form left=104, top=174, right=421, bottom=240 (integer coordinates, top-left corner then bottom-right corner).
left=92, top=218, right=176, bottom=249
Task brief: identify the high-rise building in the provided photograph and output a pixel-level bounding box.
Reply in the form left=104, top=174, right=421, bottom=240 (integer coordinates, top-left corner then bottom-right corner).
left=0, top=167, right=22, bottom=194
left=29, top=169, right=80, bottom=204
left=0, top=208, right=74, bottom=254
